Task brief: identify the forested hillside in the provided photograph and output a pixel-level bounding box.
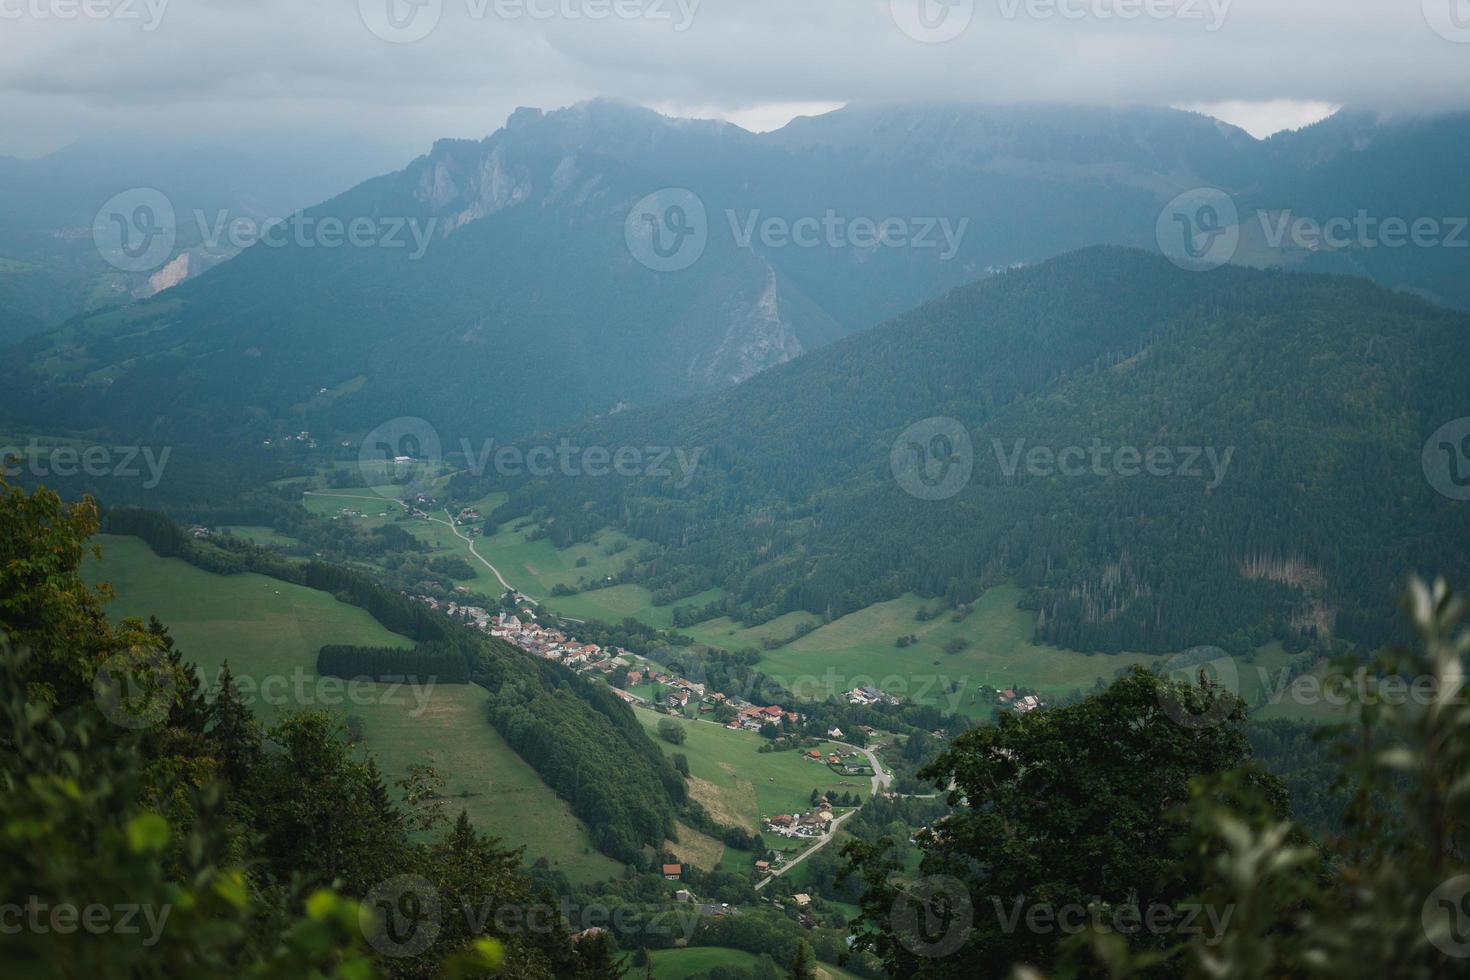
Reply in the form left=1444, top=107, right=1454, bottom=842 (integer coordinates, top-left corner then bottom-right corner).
left=465, top=248, right=1470, bottom=654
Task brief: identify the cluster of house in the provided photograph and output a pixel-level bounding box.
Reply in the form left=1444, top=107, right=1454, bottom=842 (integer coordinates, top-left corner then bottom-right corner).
left=728, top=703, right=802, bottom=731
left=847, top=686, right=901, bottom=707
left=486, top=612, right=635, bottom=673
left=763, top=801, right=836, bottom=839
left=802, top=747, right=870, bottom=775
left=262, top=430, right=319, bottom=449
left=998, top=688, right=1045, bottom=713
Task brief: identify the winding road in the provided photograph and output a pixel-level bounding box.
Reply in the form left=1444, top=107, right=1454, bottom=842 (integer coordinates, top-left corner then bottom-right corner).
left=300, top=491, right=530, bottom=601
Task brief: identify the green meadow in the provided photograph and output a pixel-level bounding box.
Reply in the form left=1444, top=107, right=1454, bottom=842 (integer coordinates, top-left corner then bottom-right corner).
left=748, top=585, right=1158, bottom=715
left=86, top=534, right=621, bottom=884
left=631, top=706, right=863, bottom=868
left=648, top=947, right=860, bottom=980
left=215, top=524, right=304, bottom=549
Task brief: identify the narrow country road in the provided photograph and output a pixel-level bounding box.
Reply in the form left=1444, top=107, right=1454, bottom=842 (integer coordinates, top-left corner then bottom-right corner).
left=440, top=506, right=527, bottom=599
left=299, top=490, right=531, bottom=601
left=754, top=807, right=860, bottom=891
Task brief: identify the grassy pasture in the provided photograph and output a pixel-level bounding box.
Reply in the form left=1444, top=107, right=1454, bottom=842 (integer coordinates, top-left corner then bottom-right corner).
left=85, top=534, right=621, bottom=884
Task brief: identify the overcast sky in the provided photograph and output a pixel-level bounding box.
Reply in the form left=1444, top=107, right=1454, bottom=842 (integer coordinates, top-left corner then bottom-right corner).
left=2, top=0, right=1468, bottom=158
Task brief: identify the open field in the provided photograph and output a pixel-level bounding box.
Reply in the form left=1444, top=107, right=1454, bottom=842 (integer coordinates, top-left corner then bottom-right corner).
left=680, top=611, right=823, bottom=652
left=648, top=947, right=859, bottom=980
left=216, top=525, right=304, bottom=549
left=86, top=534, right=621, bottom=884
left=667, top=821, right=726, bottom=871
left=547, top=584, right=725, bottom=627
left=632, top=707, right=862, bottom=849
left=749, top=585, right=1158, bottom=715
left=647, top=947, right=768, bottom=979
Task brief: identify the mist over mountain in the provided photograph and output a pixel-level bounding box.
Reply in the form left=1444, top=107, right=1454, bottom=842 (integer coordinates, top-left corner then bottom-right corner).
left=0, top=134, right=407, bottom=343
left=3, top=100, right=1469, bottom=452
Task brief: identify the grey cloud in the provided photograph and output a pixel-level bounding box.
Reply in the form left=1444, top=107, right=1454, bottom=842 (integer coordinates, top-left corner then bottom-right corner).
left=1, top=0, right=1467, bottom=156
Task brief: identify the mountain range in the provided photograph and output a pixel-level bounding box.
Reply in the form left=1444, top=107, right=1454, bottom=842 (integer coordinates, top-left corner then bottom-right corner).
left=5, top=100, right=1469, bottom=448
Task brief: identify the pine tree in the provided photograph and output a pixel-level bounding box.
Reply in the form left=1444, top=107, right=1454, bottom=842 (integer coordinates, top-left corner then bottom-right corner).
left=788, top=940, right=816, bottom=980
left=209, top=661, right=260, bottom=787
